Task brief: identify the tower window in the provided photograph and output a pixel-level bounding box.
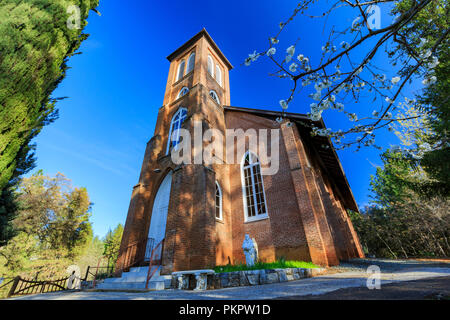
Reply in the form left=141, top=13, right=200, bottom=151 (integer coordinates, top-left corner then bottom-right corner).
left=177, top=87, right=189, bottom=99
left=186, top=52, right=195, bottom=74
left=241, top=151, right=268, bottom=221
left=209, top=90, right=220, bottom=105
left=176, top=60, right=185, bottom=81
left=215, top=65, right=222, bottom=87
left=166, top=107, right=187, bottom=154
left=215, top=181, right=223, bottom=220
left=207, top=55, right=214, bottom=77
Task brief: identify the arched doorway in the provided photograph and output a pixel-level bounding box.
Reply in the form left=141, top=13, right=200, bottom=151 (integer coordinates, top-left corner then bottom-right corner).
left=145, top=171, right=172, bottom=261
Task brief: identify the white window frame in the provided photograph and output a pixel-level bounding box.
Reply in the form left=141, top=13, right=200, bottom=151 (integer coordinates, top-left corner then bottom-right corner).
left=209, top=90, right=220, bottom=105
left=176, top=60, right=185, bottom=81
left=215, top=181, right=223, bottom=221
left=207, top=55, right=214, bottom=77
left=176, top=87, right=189, bottom=99
left=240, top=151, right=269, bottom=222
left=186, top=52, right=195, bottom=74
left=215, top=64, right=222, bottom=87
left=166, top=107, right=187, bottom=155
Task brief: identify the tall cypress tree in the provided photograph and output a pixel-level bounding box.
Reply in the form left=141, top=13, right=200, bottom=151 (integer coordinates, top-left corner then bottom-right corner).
left=0, top=0, right=100, bottom=246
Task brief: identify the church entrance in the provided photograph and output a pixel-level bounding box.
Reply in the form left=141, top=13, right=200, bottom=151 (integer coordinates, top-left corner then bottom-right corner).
left=145, top=171, right=172, bottom=261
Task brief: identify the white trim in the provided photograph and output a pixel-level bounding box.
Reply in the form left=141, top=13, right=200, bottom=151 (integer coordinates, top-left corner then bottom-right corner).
left=215, top=181, right=223, bottom=221
left=186, top=52, right=195, bottom=74
left=166, top=107, right=187, bottom=155
left=176, top=87, right=189, bottom=99
left=176, top=60, right=185, bottom=81
left=215, top=64, right=222, bottom=87
left=240, top=151, right=269, bottom=223
left=209, top=90, right=220, bottom=105
left=207, top=55, right=214, bottom=77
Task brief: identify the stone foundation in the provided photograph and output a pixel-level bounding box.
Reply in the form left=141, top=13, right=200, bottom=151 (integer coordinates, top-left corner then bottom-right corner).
left=171, top=267, right=327, bottom=290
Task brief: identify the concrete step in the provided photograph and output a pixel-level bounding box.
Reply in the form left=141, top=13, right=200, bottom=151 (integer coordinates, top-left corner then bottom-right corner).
left=95, top=265, right=171, bottom=291
left=95, top=280, right=165, bottom=290
left=128, top=266, right=152, bottom=273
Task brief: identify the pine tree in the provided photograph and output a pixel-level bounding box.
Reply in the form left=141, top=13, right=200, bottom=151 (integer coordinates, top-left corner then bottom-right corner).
left=0, top=0, right=100, bottom=245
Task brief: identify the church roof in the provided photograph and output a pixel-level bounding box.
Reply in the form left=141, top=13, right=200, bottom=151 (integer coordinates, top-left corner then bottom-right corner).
left=224, top=105, right=359, bottom=212
left=167, top=28, right=233, bottom=70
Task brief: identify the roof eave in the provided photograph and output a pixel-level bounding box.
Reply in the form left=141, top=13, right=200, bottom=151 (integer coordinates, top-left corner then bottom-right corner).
left=166, top=28, right=233, bottom=70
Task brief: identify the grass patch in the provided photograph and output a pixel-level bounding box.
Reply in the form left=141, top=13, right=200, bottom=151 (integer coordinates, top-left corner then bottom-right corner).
left=214, top=259, right=319, bottom=273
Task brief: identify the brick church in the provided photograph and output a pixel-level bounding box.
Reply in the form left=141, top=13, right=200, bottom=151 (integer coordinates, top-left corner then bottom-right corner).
left=115, top=29, right=364, bottom=276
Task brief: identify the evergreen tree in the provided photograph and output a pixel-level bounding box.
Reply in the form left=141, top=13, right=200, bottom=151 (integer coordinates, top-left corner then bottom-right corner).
left=103, top=224, right=124, bottom=269
left=0, top=0, right=100, bottom=245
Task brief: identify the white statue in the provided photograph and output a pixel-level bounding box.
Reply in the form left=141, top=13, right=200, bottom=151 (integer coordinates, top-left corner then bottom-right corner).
left=242, top=234, right=258, bottom=266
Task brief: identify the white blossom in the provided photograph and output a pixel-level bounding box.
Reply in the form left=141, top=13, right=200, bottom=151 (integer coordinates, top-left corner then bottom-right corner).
left=286, top=45, right=295, bottom=57
left=429, top=56, right=439, bottom=68
left=391, top=76, right=401, bottom=84
left=422, top=76, right=437, bottom=85
left=420, top=50, right=432, bottom=59
left=348, top=113, right=357, bottom=121
left=418, top=38, right=428, bottom=47
left=267, top=47, right=276, bottom=56
left=279, top=100, right=288, bottom=109
left=289, top=63, right=298, bottom=72
left=270, top=37, right=279, bottom=44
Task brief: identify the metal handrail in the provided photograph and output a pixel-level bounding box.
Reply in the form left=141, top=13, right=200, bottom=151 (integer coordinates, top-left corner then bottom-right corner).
left=145, top=238, right=165, bottom=289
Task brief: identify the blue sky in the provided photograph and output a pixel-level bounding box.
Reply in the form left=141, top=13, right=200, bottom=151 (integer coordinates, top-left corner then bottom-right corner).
left=31, top=1, right=418, bottom=238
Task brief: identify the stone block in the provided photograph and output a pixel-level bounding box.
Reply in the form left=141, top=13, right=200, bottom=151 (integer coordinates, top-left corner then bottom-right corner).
left=229, top=272, right=240, bottom=287
left=239, top=271, right=249, bottom=286
left=219, top=273, right=230, bottom=288
left=264, top=269, right=279, bottom=284
left=246, top=270, right=260, bottom=285
left=286, top=268, right=295, bottom=281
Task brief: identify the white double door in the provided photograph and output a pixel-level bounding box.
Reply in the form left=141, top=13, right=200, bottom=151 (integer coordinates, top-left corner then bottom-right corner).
left=145, top=171, right=172, bottom=261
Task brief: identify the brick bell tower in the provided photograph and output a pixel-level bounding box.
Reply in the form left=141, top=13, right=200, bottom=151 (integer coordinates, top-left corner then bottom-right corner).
left=115, top=29, right=233, bottom=276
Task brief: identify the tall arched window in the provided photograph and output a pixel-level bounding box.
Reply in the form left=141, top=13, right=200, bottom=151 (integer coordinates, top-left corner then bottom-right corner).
left=215, top=64, right=222, bottom=86
left=215, top=181, right=223, bottom=220
left=166, top=108, right=187, bottom=154
left=209, top=90, right=220, bottom=104
left=186, top=52, right=195, bottom=74
left=176, top=87, right=189, bottom=99
left=241, top=151, right=268, bottom=221
left=176, top=60, right=185, bottom=81
left=207, top=55, right=214, bottom=77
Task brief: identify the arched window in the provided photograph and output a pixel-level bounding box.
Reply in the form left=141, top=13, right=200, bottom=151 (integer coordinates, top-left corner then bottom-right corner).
left=241, top=151, right=268, bottom=221
left=209, top=90, right=220, bottom=104
left=176, top=87, right=189, bottom=99
left=207, top=55, right=214, bottom=77
left=176, top=60, right=185, bottom=81
left=215, top=64, right=222, bottom=86
left=215, top=181, right=223, bottom=220
left=186, top=52, right=195, bottom=74
left=166, top=108, right=187, bottom=154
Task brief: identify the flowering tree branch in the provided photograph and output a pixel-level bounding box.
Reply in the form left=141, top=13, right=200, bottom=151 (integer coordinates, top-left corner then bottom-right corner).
left=244, top=0, right=449, bottom=155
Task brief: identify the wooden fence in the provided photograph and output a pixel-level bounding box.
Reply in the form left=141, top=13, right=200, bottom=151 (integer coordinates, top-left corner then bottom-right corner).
left=4, top=275, right=70, bottom=298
